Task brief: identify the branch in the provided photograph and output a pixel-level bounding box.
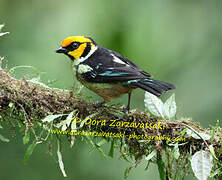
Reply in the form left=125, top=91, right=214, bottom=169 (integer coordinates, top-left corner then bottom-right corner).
left=0, top=66, right=221, bottom=179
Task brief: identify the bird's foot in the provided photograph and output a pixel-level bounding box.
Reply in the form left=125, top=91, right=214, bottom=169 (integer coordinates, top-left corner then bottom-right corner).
left=94, top=101, right=105, bottom=108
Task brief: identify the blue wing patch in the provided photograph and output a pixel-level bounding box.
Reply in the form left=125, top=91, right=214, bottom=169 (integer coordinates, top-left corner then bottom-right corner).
left=99, top=71, right=130, bottom=76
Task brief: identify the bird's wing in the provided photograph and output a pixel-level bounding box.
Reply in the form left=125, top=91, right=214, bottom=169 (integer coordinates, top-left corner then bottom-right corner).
left=108, top=49, right=152, bottom=77
left=79, top=47, right=152, bottom=83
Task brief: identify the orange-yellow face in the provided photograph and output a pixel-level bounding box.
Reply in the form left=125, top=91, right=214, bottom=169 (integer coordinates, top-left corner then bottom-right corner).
left=56, top=36, right=96, bottom=60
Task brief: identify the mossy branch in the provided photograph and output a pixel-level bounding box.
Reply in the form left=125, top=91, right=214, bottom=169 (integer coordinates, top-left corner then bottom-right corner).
left=0, top=66, right=222, bottom=179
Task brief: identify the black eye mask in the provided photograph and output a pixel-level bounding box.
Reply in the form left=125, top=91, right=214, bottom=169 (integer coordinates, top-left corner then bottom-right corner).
left=67, top=42, right=81, bottom=51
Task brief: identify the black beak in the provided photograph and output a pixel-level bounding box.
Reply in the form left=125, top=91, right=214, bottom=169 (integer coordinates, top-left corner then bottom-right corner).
left=56, top=47, right=67, bottom=54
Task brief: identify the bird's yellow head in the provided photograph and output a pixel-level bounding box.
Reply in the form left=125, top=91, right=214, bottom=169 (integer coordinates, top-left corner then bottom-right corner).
left=56, top=36, right=96, bottom=61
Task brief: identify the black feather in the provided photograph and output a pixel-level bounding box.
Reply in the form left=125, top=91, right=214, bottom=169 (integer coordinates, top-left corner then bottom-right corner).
left=130, top=79, right=175, bottom=97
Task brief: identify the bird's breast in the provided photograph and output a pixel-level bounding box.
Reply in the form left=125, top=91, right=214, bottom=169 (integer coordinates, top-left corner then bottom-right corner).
left=77, top=76, right=133, bottom=102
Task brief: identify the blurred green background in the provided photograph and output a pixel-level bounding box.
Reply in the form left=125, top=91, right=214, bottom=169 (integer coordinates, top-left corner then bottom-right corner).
left=0, top=0, right=221, bottom=179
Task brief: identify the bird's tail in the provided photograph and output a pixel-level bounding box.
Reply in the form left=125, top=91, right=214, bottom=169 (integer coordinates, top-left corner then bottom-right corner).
left=130, top=79, right=175, bottom=97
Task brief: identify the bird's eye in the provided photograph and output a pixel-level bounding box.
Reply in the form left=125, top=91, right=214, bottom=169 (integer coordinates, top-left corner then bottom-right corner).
left=66, top=42, right=81, bottom=51
left=71, top=42, right=80, bottom=50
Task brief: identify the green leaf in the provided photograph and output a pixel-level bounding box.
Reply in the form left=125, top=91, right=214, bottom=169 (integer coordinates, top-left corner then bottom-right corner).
left=122, top=154, right=131, bottom=163
left=8, top=102, right=14, bottom=108
left=85, top=136, right=108, bottom=159
left=61, top=111, right=74, bottom=131
left=70, top=135, right=75, bottom=148
left=172, top=143, right=180, bottom=159
left=23, top=143, right=37, bottom=164
left=180, top=128, right=188, bottom=136
left=66, top=111, right=74, bottom=122
left=185, top=129, right=211, bottom=140
left=42, top=114, right=64, bottom=123
left=145, top=150, right=156, bottom=161
left=55, top=110, right=77, bottom=131
left=0, top=32, right=9, bottom=37
left=0, top=24, right=9, bottom=35
left=23, top=132, right=30, bottom=144
left=0, top=134, right=9, bottom=142
left=193, top=133, right=211, bottom=140
left=157, top=151, right=166, bottom=180
left=144, top=92, right=164, bottom=118
left=57, top=139, right=67, bottom=177
left=209, top=145, right=218, bottom=160
left=145, top=150, right=156, bottom=170
left=163, top=93, right=176, bottom=119
left=209, top=167, right=222, bottom=178
left=0, top=24, right=4, bottom=30
left=96, top=139, right=107, bottom=147
left=191, top=150, right=213, bottom=180
left=210, top=120, right=220, bottom=141
left=70, top=119, right=77, bottom=132
left=124, top=166, right=133, bottom=179
left=108, top=138, right=115, bottom=158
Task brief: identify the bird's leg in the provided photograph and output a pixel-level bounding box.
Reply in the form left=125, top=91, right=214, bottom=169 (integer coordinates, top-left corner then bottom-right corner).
left=94, top=101, right=105, bottom=108
left=123, top=92, right=131, bottom=114
left=127, top=92, right=131, bottom=111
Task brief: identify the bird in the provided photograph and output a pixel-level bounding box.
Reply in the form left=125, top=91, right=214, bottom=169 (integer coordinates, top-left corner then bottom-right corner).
left=56, top=36, right=175, bottom=112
